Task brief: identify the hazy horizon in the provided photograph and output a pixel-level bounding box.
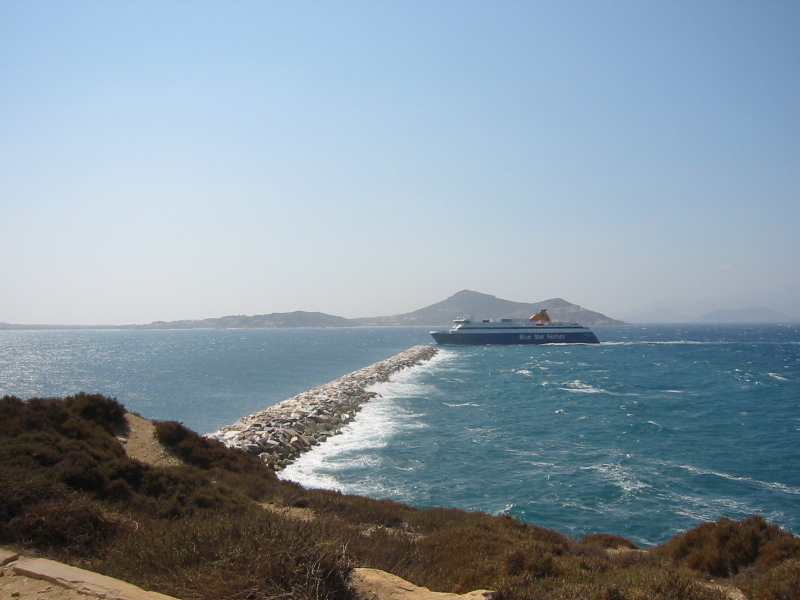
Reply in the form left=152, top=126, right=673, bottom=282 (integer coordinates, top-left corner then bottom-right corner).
left=2, top=2, right=798, bottom=325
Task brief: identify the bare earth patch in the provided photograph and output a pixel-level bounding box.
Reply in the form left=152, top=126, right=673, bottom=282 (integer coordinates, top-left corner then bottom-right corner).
left=1, top=549, right=177, bottom=600
left=705, top=582, right=748, bottom=600
left=120, top=413, right=183, bottom=468
left=349, top=568, right=491, bottom=600
left=260, top=503, right=316, bottom=522
left=0, top=565, right=91, bottom=600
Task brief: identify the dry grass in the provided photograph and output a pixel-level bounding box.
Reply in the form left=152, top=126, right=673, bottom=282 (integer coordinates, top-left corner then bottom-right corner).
left=2, top=393, right=799, bottom=600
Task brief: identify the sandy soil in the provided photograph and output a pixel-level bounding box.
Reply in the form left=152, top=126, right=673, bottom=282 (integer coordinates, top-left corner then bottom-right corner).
left=349, top=568, right=490, bottom=600
left=1, top=551, right=97, bottom=600
left=0, top=569, right=90, bottom=599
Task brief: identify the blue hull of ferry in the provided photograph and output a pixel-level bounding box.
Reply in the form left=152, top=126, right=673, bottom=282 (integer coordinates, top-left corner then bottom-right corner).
left=430, top=329, right=600, bottom=345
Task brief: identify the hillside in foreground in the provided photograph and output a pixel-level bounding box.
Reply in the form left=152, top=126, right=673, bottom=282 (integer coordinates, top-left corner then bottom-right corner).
left=3, top=393, right=799, bottom=600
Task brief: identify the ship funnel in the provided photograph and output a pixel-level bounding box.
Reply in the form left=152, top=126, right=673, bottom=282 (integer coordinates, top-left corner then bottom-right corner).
left=530, top=309, right=551, bottom=323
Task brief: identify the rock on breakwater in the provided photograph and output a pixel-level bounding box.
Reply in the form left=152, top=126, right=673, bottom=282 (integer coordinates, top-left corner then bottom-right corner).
left=205, top=345, right=438, bottom=470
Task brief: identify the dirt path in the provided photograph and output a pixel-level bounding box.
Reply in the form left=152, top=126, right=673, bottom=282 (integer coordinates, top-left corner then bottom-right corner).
left=120, top=413, right=182, bottom=468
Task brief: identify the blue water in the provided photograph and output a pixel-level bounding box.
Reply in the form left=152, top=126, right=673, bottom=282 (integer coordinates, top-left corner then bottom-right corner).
left=2, top=324, right=799, bottom=546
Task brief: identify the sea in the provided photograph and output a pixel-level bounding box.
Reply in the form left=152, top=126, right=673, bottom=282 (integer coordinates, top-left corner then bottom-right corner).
left=1, top=324, right=798, bottom=547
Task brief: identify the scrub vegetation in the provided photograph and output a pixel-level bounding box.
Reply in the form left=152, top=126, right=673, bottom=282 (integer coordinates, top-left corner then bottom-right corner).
left=2, top=393, right=799, bottom=600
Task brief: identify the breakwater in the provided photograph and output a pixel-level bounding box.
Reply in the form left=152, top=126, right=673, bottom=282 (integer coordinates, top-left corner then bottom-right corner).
left=205, top=345, right=438, bottom=470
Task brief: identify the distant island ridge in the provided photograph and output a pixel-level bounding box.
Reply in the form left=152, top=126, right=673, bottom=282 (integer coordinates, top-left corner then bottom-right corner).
left=618, top=285, right=800, bottom=323
left=4, top=288, right=798, bottom=330
left=1, top=290, right=624, bottom=330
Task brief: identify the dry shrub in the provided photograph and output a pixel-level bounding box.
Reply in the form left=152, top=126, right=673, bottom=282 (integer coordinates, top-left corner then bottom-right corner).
left=53, top=450, right=106, bottom=492
left=657, top=516, right=800, bottom=578
left=756, top=535, right=800, bottom=573
left=154, top=420, right=272, bottom=476
left=344, top=511, right=571, bottom=594
left=579, top=533, right=639, bottom=550
left=6, top=497, right=125, bottom=556
left=0, top=458, right=129, bottom=558
left=0, top=464, right=66, bottom=524
left=304, top=489, right=419, bottom=527
left=505, top=542, right=560, bottom=578
left=63, top=392, right=127, bottom=434
left=496, top=562, right=729, bottom=600
left=0, top=395, right=126, bottom=466
left=746, top=559, right=800, bottom=600
left=98, top=510, right=354, bottom=600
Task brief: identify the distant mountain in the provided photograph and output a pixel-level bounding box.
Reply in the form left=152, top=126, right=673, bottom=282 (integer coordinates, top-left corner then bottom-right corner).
left=134, top=311, right=352, bottom=330
left=351, top=290, right=624, bottom=327
left=696, top=307, right=795, bottom=323
left=1, top=290, right=624, bottom=330
left=0, top=322, right=102, bottom=330
left=620, top=305, right=694, bottom=324
left=622, top=287, right=800, bottom=323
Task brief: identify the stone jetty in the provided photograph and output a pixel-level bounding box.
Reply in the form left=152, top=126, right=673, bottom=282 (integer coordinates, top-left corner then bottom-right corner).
left=205, top=345, right=438, bottom=470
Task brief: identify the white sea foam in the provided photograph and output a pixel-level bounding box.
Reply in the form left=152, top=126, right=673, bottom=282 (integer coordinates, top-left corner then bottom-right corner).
left=494, top=502, right=516, bottom=516
left=602, top=340, right=710, bottom=346
left=467, top=427, right=500, bottom=446
left=677, top=464, right=800, bottom=495
left=580, top=463, right=650, bottom=494
left=280, top=394, right=421, bottom=493
left=673, top=493, right=758, bottom=521
left=768, top=373, right=788, bottom=381
left=761, top=481, right=800, bottom=495
left=443, top=402, right=480, bottom=407
left=560, top=380, right=607, bottom=393
left=280, top=349, right=442, bottom=493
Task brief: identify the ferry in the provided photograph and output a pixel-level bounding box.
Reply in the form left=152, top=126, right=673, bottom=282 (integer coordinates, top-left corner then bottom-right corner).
left=430, top=310, right=600, bottom=346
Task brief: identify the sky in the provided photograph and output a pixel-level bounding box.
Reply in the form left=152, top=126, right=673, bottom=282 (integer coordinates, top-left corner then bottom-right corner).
left=1, top=1, right=799, bottom=324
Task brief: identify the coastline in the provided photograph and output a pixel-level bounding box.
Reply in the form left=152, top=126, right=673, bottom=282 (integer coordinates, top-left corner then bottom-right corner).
left=205, top=344, right=438, bottom=470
